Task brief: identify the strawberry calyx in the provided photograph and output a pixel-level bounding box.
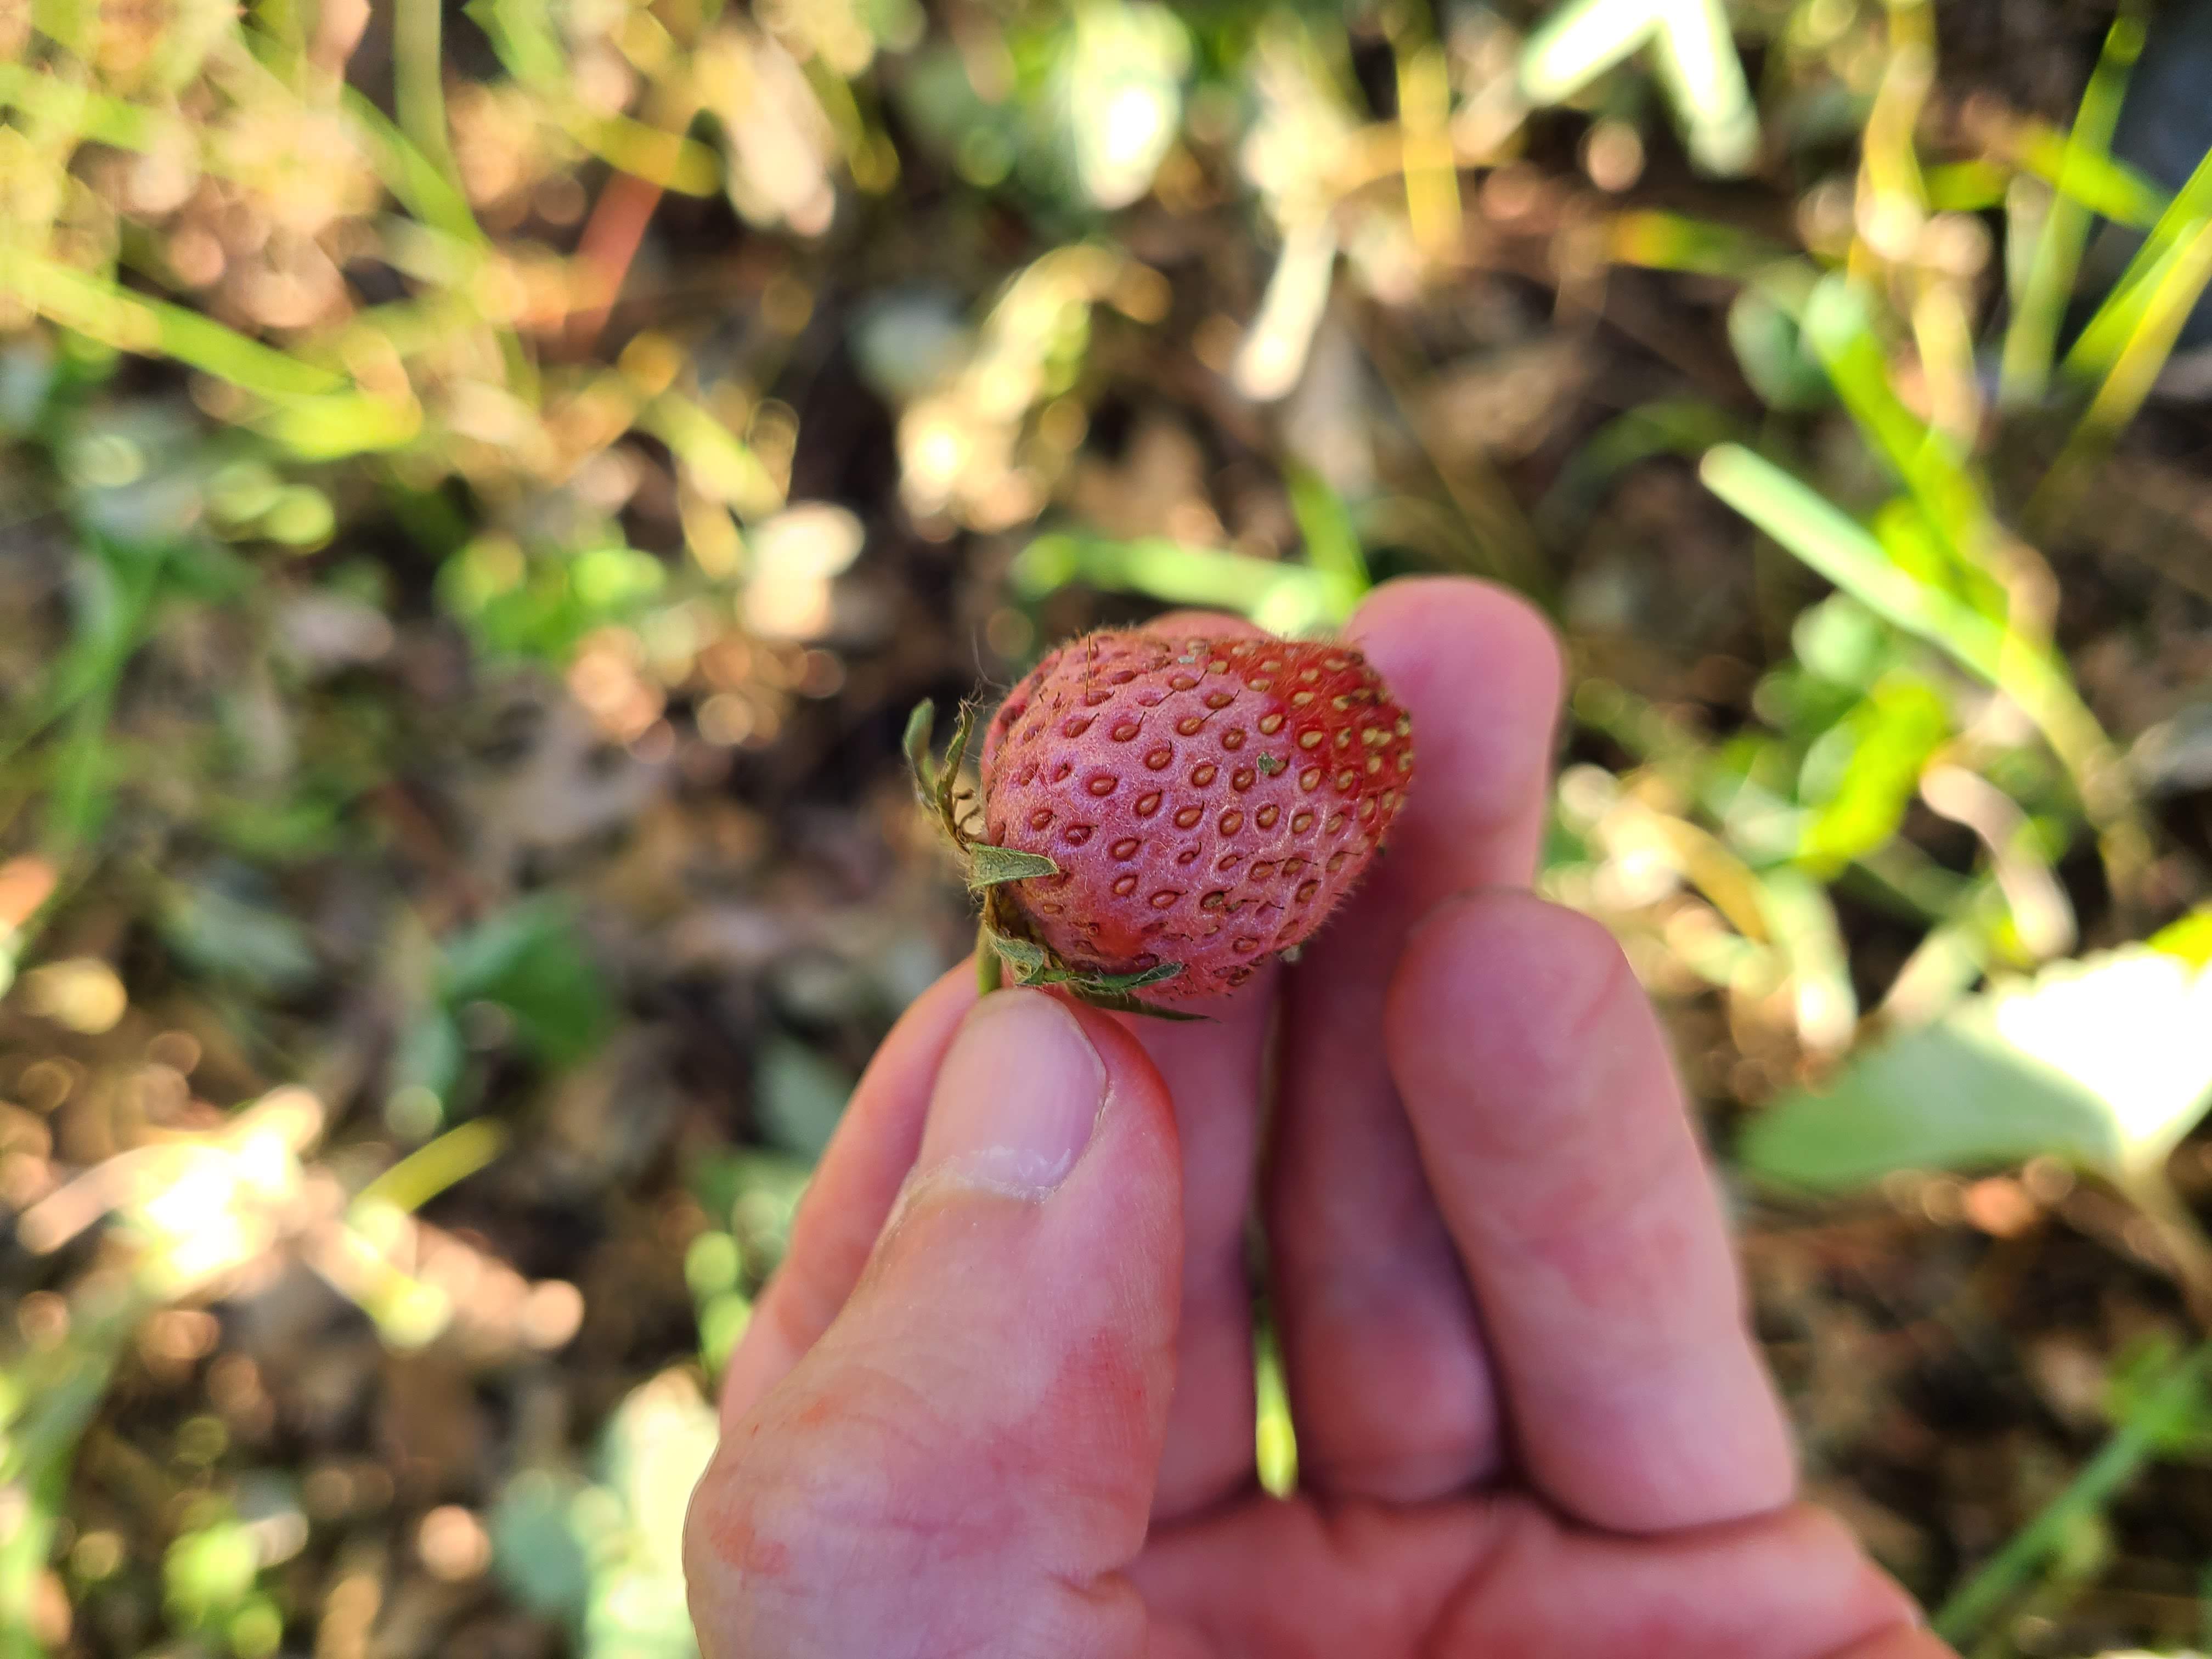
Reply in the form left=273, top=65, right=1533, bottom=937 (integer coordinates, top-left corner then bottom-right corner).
left=905, top=699, right=1199, bottom=1019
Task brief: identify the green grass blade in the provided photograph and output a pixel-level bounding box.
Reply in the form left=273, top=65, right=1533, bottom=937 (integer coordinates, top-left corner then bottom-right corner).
left=394, top=0, right=462, bottom=196
left=1703, top=444, right=2152, bottom=903
left=7, top=255, right=344, bottom=402
left=2064, top=140, right=2212, bottom=379
left=1697, top=446, right=2004, bottom=679
left=1934, top=1336, right=2212, bottom=1644
left=1011, top=534, right=1340, bottom=634
left=1998, top=3, right=2149, bottom=408
left=342, top=88, right=488, bottom=250
left=2078, top=217, right=2212, bottom=436
left=1285, top=464, right=1370, bottom=614
left=1801, top=279, right=1989, bottom=562
left=2007, top=119, right=2171, bottom=228
left=1518, top=0, right=1658, bottom=105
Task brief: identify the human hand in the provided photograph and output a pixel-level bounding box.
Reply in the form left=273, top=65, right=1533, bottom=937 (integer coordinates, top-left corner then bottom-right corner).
left=684, top=577, right=1953, bottom=1659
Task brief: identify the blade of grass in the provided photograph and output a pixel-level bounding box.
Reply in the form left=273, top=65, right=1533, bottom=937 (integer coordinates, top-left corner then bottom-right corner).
left=1610, top=210, right=1793, bottom=278
left=352, top=1118, right=510, bottom=1216
left=342, top=89, right=488, bottom=252
left=2006, top=119, right=2170, bottom=229
left=394, top=0, right=462, bottom=196
left=1700, top=445, right=2152, bottom=905
left=1997, top=2, right=2149, bottom=408
left=1802, top=274, right=2066, bottom=669
left=1519, top=0, right=1660, bottom=105
left=1285, top=464, right=1371, bottom=616
left=37, top=549, right=165, bottom=873
left=0, top=63, right=165, bottom=150
left=1933, top=1335, right=2212, bottom=1645
left=2035, top=216, right=2212, bottom=526
left=1646, top=0, right=1759, bottom=175
left=1011, top=534, right=1340, bottom=633
left=1801, top=279, right=1987, bottom=560
left=6, top=255, right=343, bottom=402
left=2063, top=140, right=2212, bottom=379
left=1849, top=0, right=1931, bottom=285
left=0, top=1290, right=141, bottom=1659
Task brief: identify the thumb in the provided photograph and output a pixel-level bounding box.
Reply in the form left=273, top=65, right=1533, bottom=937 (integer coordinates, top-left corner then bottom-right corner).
left=685, top=989, right=1184, bottom=1659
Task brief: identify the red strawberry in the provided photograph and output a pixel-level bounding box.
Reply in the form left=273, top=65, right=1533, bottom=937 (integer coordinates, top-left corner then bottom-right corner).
left=974, top=627, right=1414, bottom=1002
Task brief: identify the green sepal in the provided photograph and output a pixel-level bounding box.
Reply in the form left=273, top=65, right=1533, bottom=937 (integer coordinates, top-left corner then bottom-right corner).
left=904, top=699, right=938, bottom=801
left=1081, top=962, right=1187, bottom=994
left=967, top=844, right=1060, bottom=889
left=978, top=928, right=1204, bottom=1019
left=911, top=698, right=1207, bottom=1023
left=1065, top=985, right=1208, bottom=1021
left=990, top=934, right=1054, bottom=979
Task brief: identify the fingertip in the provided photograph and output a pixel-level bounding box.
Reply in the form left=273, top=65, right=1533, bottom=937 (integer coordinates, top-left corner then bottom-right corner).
left=1342, top=580, right=1565, bottom=879
left=1346, top=577, right=1565, bottom=727
left=1389, top=890, right=1633, bottom=1130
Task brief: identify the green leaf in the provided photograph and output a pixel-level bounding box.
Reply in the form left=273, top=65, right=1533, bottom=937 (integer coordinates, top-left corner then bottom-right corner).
left=390, top=1007, right=465, bottom=1107
left=164, top=1520, right=259, bottom=1628
left=2150, top=907, right=2212, bottom=970
left=1726, top=285, right=1832, bottom=412
left=1080, top=961, right=1184, bottom=994
left=1699, top=445, right=2007, bottom=685
left=1741, top=946, right=2212, bottom=1189
left=967, top=844, right=1060, bottom=888
left=490, top=1469, right=593, bottom=1622
left=441, top=899, right=613, bottom=1070
left=1797, top=673, right=1954, bottom=874
left=753, top=1037, right=854, bottom=1160
left=158, top=881, right=321, bottom=995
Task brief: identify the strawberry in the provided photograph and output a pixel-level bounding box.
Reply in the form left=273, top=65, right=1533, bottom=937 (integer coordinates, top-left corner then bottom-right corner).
left=909, top=627, right=1413, bottom=1008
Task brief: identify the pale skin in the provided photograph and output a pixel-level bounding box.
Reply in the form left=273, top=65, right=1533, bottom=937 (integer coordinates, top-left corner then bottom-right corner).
left=684, top=577, right=1960, bottom=1659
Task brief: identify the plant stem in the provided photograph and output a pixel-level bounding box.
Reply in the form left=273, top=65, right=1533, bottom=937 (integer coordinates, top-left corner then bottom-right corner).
left=1933, top=1333, right=2212, bottom=1644
left=394, top=0, right=461, bottom=193
left=976, top=932, right=1002, bottom=996
left=2118, top=1167, right=2212, bottom=1325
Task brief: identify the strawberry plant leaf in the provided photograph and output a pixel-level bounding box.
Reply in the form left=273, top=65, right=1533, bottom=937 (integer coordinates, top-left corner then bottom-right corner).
left=1741, top=946, right=2212, bottom=1190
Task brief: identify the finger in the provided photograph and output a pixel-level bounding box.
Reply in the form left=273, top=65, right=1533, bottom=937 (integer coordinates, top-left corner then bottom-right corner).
left=717, top=963, right=977, bottom=1427
left=1133, top=1498, right=1923, bottom=1659
left=1829, top=1629, right=1956, bottom=1659
left=1425, top=1502, right=1925, bottom=1658
left=1386, top=890, right=1796, bottom=1532
left=686, top=990, right=1181, bottom=1659
left=1120, top=972, right=1277, bottom=1520
left=1268, top=577, right=1564, bottom=1501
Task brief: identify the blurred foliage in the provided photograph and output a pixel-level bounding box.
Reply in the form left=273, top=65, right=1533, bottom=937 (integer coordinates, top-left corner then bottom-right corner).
left=3, top=0, right=2212, bottom=1653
